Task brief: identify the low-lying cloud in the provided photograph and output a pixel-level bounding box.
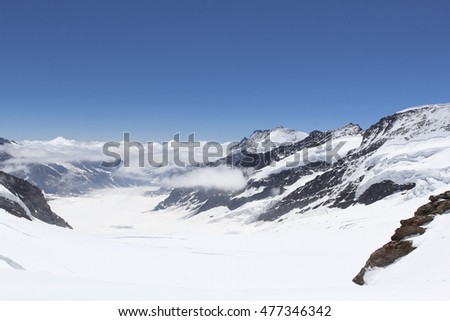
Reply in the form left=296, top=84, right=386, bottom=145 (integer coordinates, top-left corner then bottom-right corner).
left=0, top=137, right=107, bottom=164
left=160, top=167, right=247, bottom=191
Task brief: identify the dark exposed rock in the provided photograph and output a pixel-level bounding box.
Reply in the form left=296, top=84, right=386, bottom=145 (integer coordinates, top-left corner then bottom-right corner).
left=391, top=226, right=425, bottom=241
left=414, top=199, right=450, bottom=216
left=414, top=203, right=436, bottom=216
left=154, top=187, right=232, bottom=215
left=429, top=191, right=450, bottom=202
left=0, top=171, right=71, bottom=228
left=353, top=241, right=415, bottom=285
left=364, top=240, right=415, bottom=268
left=0, top=196, right=30, bottom=220
left=331, top=178, right=363, bottom=209
left=353, top=190, right=450, bottom=286
left=400, top=215, right=434, bottom=227
left=229, top=161, right=327, bottom=211
left=352, top=270, right=366, bottom=286
left=258, top=165, right=347, bottom=221
left=357, top=180, right=415, bottom=205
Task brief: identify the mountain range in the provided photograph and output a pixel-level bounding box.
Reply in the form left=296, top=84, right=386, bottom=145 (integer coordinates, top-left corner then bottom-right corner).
left=1, top=103, right=450, bottom=226
left=154, top=104, right=450, bottom=224
left=0, top=103, right=449, bottom=298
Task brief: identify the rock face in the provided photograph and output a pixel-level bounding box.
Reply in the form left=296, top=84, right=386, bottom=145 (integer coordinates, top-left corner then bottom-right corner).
left=0, top=171, right=71, bottom=228
left=357, top=180, right=416, bottom=206
left=352, top=191, right=450, bottom=285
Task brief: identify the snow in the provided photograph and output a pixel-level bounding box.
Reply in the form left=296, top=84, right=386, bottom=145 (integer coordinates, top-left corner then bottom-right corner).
left=395, top=103, right=450, bottom=114
left=240, top=127, right=308, bottom=153
left=354, top=134, right=450, bottom=199
left=269, top=127, right=308, bottom=145
left=0, top=186, right=449, bottom=300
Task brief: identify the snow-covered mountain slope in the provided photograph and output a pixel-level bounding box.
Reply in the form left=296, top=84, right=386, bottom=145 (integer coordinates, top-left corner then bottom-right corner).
left=155, top=104, right=450, bottom=224
left=0, top=171, right=70, bottom=228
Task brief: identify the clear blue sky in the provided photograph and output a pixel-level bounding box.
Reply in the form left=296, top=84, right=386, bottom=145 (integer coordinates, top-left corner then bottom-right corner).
left=1, top=0, right=450, bottom=142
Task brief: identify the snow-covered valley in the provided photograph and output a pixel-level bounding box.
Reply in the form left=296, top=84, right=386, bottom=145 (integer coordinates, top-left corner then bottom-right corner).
left=0, top=186, right=449, bottom=300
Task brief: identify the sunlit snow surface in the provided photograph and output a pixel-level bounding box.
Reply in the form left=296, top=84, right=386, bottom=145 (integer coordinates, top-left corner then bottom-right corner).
left=0, top=187, right=449, bottom=300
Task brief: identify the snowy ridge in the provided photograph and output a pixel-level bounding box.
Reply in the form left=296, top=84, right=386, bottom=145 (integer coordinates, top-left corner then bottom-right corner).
left=238, top=126, right=308, bottom=153
left=395, top=102, right=450, bottom=114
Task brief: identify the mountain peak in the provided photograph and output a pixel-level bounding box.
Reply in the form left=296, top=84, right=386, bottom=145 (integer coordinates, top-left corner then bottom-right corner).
left=240, top=127, right=308, bottom=153
left=330, top=123, right=363, bottom=139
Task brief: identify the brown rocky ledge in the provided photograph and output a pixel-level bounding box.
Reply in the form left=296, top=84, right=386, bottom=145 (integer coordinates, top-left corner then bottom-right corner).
left=352, top=191, right=450, bottom=285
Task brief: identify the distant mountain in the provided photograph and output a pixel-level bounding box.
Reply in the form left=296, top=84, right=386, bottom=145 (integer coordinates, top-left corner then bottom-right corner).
left=154, top=104, right=450, bottom=223
left=0, top=171, right=71, bottom=228
left=0, top=138, right=148, bottom=195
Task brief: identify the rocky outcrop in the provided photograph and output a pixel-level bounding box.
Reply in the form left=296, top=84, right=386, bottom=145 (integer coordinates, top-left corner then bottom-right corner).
left=353, top=191, right=450, bottom=285
left=357, top=180, right=416, bottom=205
left=0, top=171, right=71, bottom=228
left=414, top=193, right=450, bottom=216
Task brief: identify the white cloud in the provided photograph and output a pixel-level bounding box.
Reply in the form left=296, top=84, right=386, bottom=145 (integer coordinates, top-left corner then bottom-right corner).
left=0, top=137, right=236, bottom=168
left=160, top=167, right=247, bottom=191
left=0, top=137, right=107, bottom=164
